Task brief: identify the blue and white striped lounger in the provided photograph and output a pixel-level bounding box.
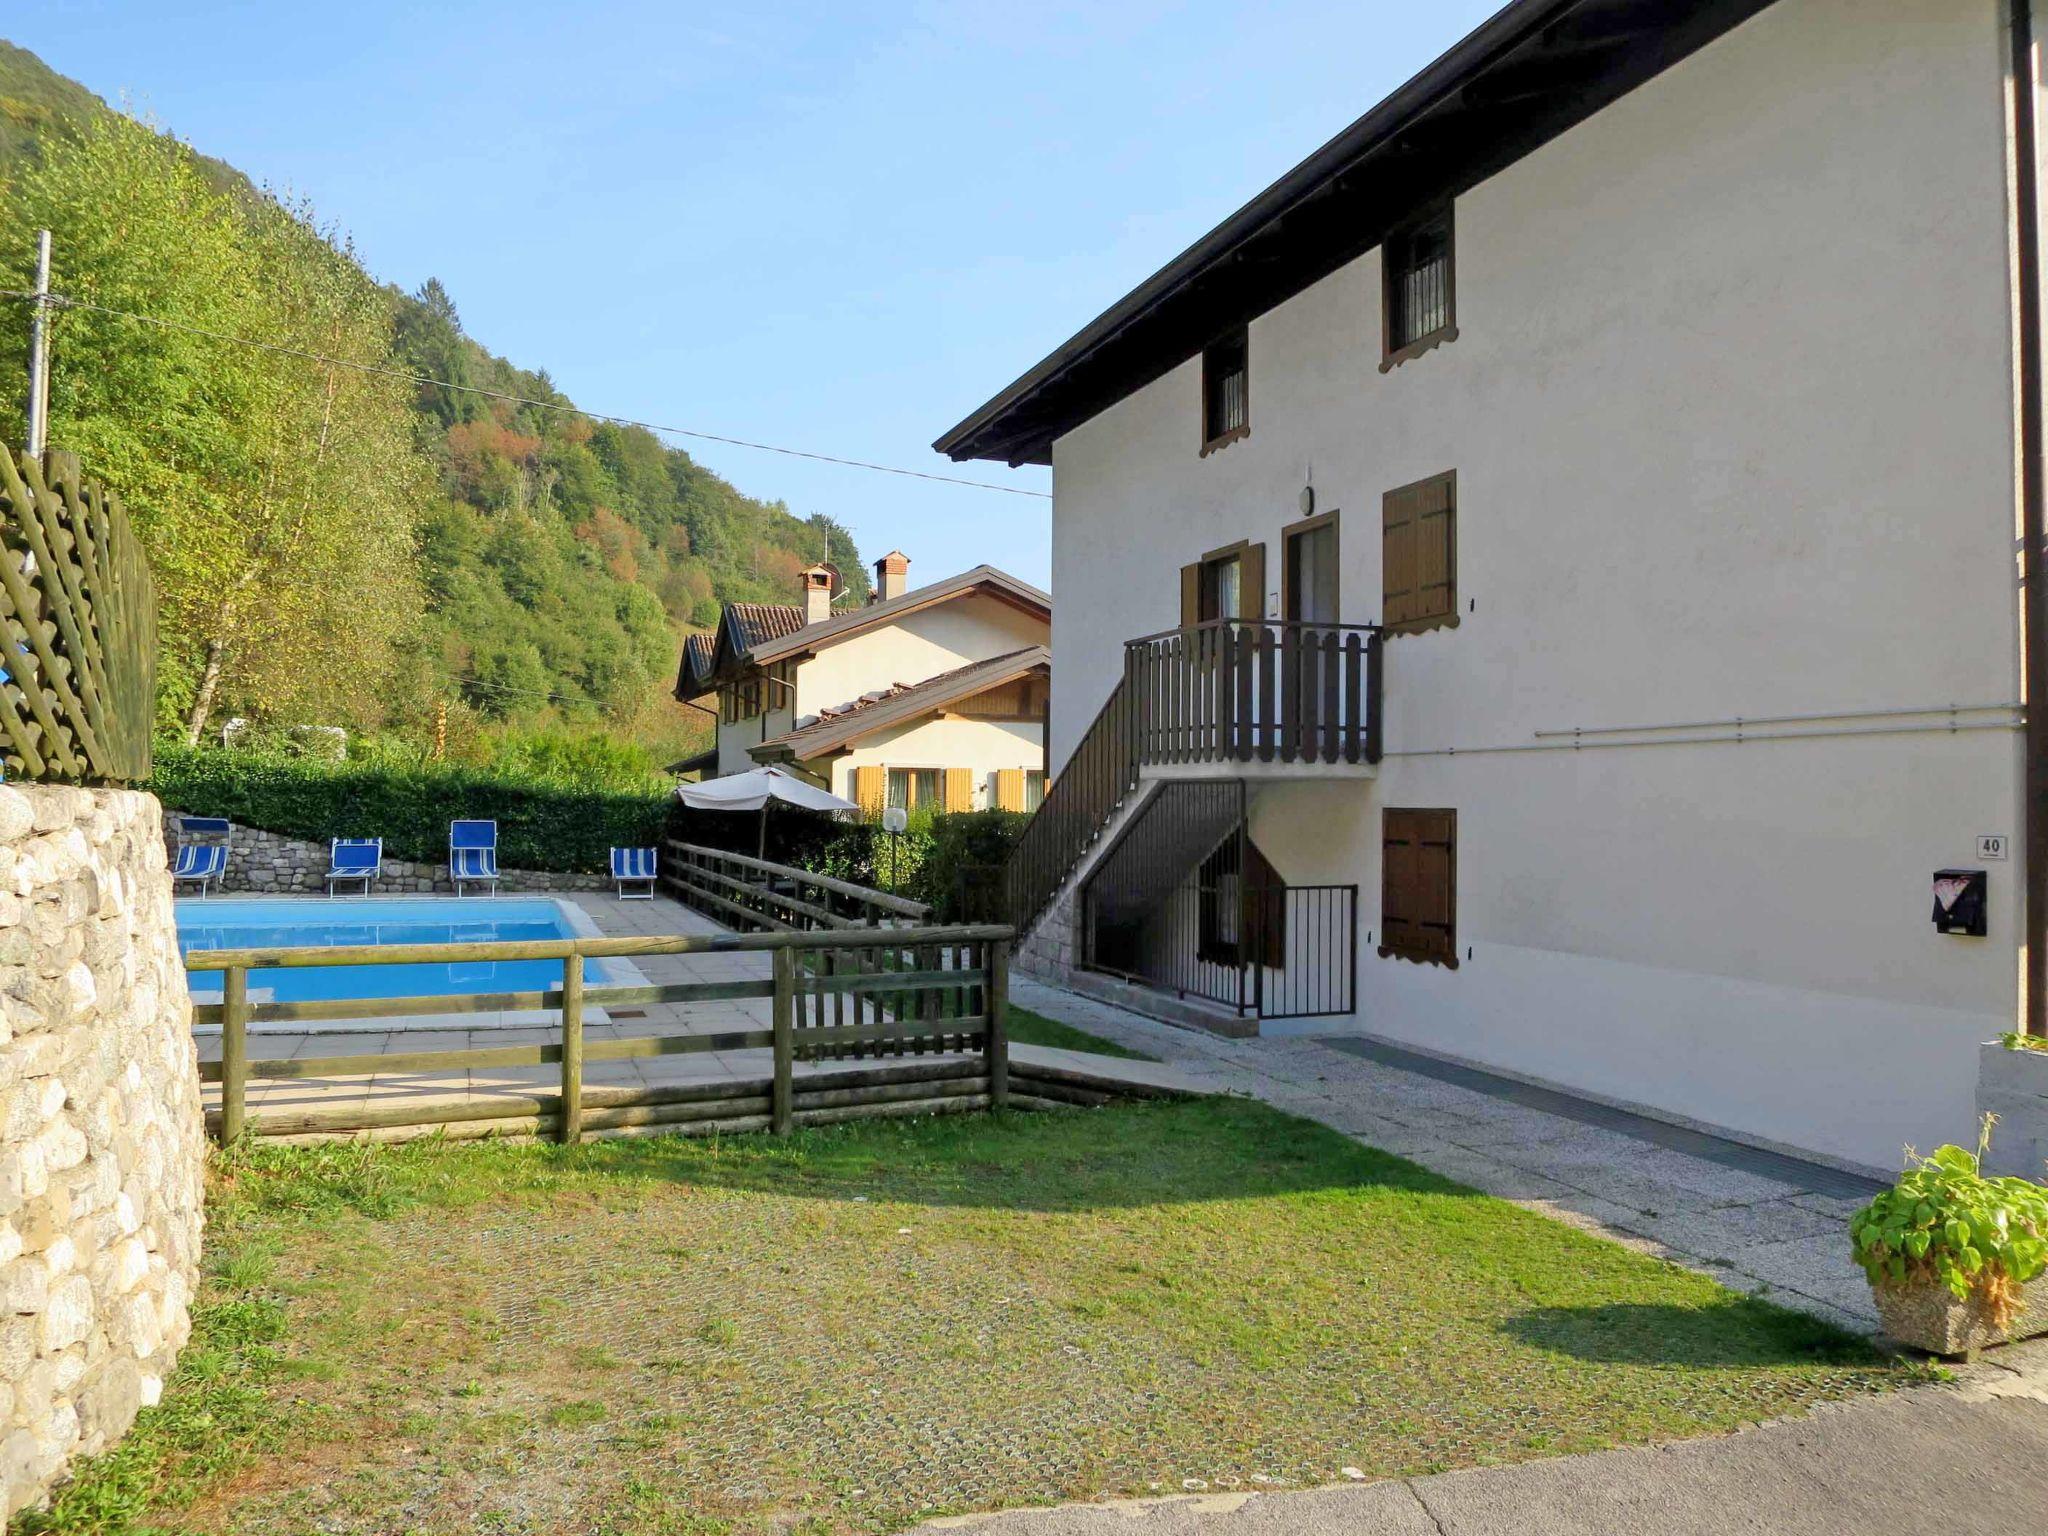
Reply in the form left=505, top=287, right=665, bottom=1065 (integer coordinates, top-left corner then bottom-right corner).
left=325, top=837, right=383, bottom=896
left=611, top=846, right=658, bottom=900
left=171, top=817, right=231, bottom=897
left=448, top=819, right=499, bottom=896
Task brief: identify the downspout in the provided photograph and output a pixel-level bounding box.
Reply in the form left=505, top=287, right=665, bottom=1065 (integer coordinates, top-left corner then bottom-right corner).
left=2015, top=0, right=2048, bottom=1036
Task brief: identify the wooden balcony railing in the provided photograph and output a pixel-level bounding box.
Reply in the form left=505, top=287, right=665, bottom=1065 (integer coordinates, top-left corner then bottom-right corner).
left=1124, top=620, right=1382, bottom=768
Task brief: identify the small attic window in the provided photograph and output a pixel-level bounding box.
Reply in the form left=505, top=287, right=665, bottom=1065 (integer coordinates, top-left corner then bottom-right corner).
left=1201, top=329, right=1249, bottom=454
left=1383, top=208, right=1456, bottom=369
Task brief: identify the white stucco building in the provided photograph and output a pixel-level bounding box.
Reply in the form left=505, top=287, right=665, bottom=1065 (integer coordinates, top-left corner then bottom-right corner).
left=936, top=0, right=2048, bottom=1174
left=674, top=554, right=1051, bottom=815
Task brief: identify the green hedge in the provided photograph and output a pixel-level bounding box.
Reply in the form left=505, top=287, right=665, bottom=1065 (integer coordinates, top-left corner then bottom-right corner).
left=149, top=743, right=671, bottom=873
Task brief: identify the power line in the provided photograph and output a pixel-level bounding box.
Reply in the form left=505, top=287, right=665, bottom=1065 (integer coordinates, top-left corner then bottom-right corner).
left=0, top=287, right=1051, bottom=500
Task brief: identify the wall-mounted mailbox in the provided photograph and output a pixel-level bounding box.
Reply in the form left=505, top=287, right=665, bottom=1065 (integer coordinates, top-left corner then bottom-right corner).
left=1933, top=869, right=1988, bottom=937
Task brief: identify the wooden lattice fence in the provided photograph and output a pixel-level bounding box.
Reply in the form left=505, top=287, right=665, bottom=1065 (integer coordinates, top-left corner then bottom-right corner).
left=0, top=445, right=155, bottom=784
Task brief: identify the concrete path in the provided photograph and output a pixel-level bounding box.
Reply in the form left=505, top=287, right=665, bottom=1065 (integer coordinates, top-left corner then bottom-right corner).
left=1010, top=978, right=1883, bottom=1332
left=918, top=1342, right=2048, bottom=1535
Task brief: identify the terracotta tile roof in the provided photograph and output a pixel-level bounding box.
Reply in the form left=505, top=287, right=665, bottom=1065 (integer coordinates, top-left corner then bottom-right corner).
left=752, top=646, right=1049, bottom=761
left=673, top=631, right=718, bottom=699
left=741, top=565, right=1049, bottom=666
left=672, top=564, right=1050, bottom=703
left=725, top=603, right=806, bottom=652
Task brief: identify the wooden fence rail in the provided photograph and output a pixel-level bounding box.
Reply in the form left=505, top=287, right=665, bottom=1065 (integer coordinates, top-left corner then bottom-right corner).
left=661, top=840, right=931, bottom=932
left=185, top=923, right=1013, bottom=1145
left=0, top=445, right=156, bottom=784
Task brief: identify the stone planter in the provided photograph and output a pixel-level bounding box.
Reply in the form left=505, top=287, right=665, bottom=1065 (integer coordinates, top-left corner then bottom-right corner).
left=1873, top=1272, right=2048, bottom=1357
left=1977, top=1040, right=2048, bottom=1181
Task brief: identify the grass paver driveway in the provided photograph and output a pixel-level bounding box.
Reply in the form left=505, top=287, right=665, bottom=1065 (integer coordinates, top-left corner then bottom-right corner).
left=20, top=1099, right=1915, bottom=1536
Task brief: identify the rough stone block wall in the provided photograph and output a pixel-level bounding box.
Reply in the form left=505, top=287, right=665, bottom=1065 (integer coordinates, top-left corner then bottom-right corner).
left=0, top=785, right=204, bottom=1518
left=163, top=820, right=609, bottom=895
left=1016, top=887, right=1080, bottom=984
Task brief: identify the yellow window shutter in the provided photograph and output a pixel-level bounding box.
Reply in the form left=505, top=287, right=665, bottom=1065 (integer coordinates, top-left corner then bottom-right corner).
left=854, top=765, right=885, bottom=816
left=944, top=767, right=974, bottom=812
left=995, top=767, right=1024, bottom=812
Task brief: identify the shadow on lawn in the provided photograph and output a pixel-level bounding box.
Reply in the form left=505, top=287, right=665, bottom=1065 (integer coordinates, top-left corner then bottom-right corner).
left=1500, top=1302, right=1882, bottom=1368
left=581, top=1094, right=1483, bottom=1214
left=231, top=1095, right=1493, bottom=1220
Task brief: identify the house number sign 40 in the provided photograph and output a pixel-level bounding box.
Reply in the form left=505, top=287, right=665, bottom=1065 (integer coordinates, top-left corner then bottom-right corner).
left=1979, top=835, right=2009, bottom=861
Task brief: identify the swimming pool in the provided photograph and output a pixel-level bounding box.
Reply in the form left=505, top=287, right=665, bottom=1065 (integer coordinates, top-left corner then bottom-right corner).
left=176, top=897, right=638, bottom=1006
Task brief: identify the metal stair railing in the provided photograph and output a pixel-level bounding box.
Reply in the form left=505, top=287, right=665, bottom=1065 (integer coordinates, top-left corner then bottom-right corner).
left=1006, top=674, right=1137, bottom=935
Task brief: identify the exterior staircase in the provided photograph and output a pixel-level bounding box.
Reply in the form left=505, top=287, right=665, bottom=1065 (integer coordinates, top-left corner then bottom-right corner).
left=1007, top=677, right=1138, bottom=944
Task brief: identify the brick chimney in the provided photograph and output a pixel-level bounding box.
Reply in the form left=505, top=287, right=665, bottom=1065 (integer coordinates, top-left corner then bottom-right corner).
left=799, top=563, right=835, bottom=624
left=873, top=550, right=910, bottom=603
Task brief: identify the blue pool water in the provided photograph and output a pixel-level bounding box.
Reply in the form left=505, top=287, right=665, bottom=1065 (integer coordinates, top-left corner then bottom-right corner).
left=176, top=898, right=623, bottom=1004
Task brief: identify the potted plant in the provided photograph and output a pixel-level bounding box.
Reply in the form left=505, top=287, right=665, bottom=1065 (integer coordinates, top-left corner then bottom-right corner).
left=1851, top=1123, right=2048, bottom=1356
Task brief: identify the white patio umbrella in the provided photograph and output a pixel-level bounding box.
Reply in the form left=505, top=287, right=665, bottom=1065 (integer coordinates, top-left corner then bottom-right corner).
left=675, top=765, right=859, bottom=857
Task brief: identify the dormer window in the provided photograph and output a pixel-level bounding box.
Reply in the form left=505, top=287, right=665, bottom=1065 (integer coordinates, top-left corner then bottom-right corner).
left=1200, top=329, right=1249, bottom=454
left=1382, top=208, right=1456, bottom=369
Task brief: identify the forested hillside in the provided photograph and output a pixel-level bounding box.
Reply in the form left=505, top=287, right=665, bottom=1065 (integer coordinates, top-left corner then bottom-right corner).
left=0, top=40, right=865, bottom=769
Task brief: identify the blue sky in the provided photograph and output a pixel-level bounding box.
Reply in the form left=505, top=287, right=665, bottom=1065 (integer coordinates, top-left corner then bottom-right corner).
left=18, top=1, right=1499, bottom=589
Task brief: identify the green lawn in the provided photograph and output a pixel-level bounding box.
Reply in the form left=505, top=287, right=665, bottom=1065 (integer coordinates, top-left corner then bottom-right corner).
left=1004, top=1005, right=1157, bottom=1061
left=20, top=1100, right=1910, bottom=1536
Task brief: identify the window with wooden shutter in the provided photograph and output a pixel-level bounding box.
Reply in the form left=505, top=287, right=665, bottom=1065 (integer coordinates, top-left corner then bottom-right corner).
left=1181, top=541, right=1266, bottom=631
left=1380, top=808, right=1457, bottom=967
left=853, top=765, right=885, bottom=817
left=1383, top=471, right=1456, bottom=636
left=1197, top=837, right=1286, bottom=968
left=944, top=767, right=974, bottom=813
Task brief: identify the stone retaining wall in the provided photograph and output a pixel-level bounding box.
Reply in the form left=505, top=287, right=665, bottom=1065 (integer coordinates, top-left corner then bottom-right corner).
left=163, top=820, right=609, bottom=895
left=1016, top=885, right=1080, bottom=984
left=0, top=785, right=204, bottom=1518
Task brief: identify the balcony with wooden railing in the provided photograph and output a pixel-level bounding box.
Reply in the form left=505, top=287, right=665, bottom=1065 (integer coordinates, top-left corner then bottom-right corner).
left=1007, top=620, right=1382, bottom=939
left=1124, top=619, right=1382, bottom=773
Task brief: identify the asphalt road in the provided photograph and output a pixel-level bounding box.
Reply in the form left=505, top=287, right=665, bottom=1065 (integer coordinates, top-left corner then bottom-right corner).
left=919, top=1349, right=2048, bottom=1536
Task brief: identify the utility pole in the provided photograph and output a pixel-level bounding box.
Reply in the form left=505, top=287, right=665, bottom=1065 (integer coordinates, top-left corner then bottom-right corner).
left=25, top=231, right=51, bottom=457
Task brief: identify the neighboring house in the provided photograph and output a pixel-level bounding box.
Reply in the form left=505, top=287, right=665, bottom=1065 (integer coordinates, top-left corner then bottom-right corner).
left=936, top=0, right=2042, bottom=1174
left=674, top=553, right=1052, bottom=814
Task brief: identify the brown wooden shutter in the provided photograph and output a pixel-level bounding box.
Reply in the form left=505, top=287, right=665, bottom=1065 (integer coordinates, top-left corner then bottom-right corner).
left=944, top=767, right=974, bottom=812
left=1244, top=839, right=1287, bottom=970
left=854, top=765, right=885, bottom=817
left=994, top=767, right=1024, bottom=812
left=1381, top=809, right=1457, bottom=966
left=1238, top=542, right=1266, bottom=622
left=1384, top=471, right=1456, bottom=634
left=1180, top=562, right=1201, bottom=629
left=1415, top=472, right=1455, bottom=627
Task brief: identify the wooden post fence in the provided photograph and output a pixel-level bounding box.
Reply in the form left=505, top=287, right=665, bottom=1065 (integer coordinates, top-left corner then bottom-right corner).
left=560, top=953, right=585, bottom=1144
left=771, top=945, right=795, bottom=1134
left=193, top=923, right=1028, bottom=1146
left=220, top=966, right=248, bottom=1145
left=987, top=937, right=1010, bottom=1111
